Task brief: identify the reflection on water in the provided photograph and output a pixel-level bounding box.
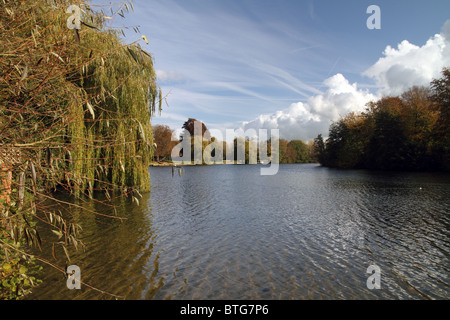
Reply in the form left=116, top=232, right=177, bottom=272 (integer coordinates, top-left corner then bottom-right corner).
left=27, top=193, right=167, bottom=299
left=27, top=164, right=450, bottom=299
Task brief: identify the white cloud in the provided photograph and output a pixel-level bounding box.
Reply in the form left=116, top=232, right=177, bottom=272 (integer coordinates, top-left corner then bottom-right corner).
left=363, top=19, right=450, bottom=96
left=308, top=74, right=376, bottom=120
left=240, top=73, right=376, bottom=141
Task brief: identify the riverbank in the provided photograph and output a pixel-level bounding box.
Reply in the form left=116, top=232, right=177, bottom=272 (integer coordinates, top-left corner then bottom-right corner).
left=150, top=161, right=232, bottom=167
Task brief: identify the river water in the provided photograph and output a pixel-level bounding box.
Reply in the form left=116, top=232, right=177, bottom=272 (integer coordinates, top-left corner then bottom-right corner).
left=27, top=164, right=449, bottom=299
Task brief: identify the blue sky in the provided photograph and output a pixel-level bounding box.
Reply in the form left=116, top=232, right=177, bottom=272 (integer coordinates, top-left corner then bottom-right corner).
left=95, top=0, right=450, bottom=140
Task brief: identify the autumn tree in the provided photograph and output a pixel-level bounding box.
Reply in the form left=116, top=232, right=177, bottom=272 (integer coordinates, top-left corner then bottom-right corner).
left=430, top=68, right=450, bottom=170
left=365, top=98, right=408, bottom=170
left=153, top=125, right=177, bottom=161
left=278, top=139, right=297, bottom=164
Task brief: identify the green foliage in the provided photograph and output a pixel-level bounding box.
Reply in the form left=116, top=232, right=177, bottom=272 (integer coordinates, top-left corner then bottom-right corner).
left=289, top=140, right=311, bottom=163
left=0, top=228, right=42, bottom=300
left=1, top=0, right=160, bottom=196
left=278, top=139, right=295, bottom=164
left=430, top=68, right=450, bottom=170
left=366, top=109, right=408, bottom=170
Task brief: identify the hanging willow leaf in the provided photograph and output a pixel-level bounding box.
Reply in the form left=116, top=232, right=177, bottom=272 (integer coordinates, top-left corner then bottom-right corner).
left=105, top=188, right=111, bottom=200
left=50, top=51, right=64, bottom=63
left=18, top=171, right=25, bottom=207
left=31, top=29, right=37, bottom=47
left=127, top=46, right=139, bottom=63
left=81, top=20, right=100, bottom=30
left=52, top=229, right=63, bottom=239
left=30, top=161, right=36, bottom=195
left=33, top=229, right=42, bottom=250
left=20, top=64, right=28, bottom=81
left=62, top=245, right=71, bottom=262
left=134, top=189, right=142, bottom=198
left=140, top=49, right=151, bottom=58
left=86, top=102, right=95, bottom=119
left=52, top=244, right=56, bottom=260
left=137, top=121, right=146, bottom=142
left=71, top=235, right=78, bottom=251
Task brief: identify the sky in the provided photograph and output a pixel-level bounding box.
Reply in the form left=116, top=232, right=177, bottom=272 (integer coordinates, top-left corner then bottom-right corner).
left=95, top=0, right=450, bottom=141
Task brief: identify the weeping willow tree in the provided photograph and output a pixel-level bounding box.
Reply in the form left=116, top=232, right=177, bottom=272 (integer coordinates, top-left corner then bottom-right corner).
left=0, top=0, right=162, bottom=298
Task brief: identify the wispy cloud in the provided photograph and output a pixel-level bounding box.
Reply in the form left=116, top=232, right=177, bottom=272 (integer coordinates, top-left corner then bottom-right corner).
left=250, top=61, right=323, bottom=97
left=127, top=0, right=327, bottom=127
left=155, top=70, right=187, bottom=84
left=123, top=1, right=450, bottom=141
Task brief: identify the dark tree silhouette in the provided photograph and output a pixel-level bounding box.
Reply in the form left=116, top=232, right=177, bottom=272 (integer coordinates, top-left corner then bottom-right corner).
left=181, top=118, right=211, bottom=140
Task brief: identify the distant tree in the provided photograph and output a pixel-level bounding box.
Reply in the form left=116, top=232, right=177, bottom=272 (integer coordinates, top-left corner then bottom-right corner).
left=399, top=86, right=439, bottom=169
left=324, top=119, right=350, bottom=168
left=313, top=134, right=326, bottom=165
left=177, top=118, right=223, bottom=164
left=365, top=106, right=408, bottom=170
left=181, top=118, right=211, bottom=140
left=153, top=125, right=178, bottom=161
left=307, top=140, right=318, bottom=163
left=400, top=87, right=437, bottom=138
left=430, top=68, right=450, bottom=170
left=278, top=139, right=296, bottom=164
left=232, top=138, right=258, bottom=164
left=340, top=112, right=373, bottom=168
left=289, top=140, right=311, bottom=163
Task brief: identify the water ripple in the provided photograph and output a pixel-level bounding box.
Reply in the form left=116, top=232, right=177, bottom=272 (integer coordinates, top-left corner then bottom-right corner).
left=27, top=164, right=450, bottom=300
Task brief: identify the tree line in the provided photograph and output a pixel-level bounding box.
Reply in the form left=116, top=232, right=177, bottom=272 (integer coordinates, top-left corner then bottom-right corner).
left=313, top=68, right=450, bottom=171
left=153, top=119, right=318, bottom=164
